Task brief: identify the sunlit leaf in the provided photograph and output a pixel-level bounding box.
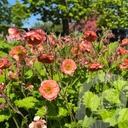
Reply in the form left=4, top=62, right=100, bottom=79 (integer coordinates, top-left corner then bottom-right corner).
left=83, top=91, right=100, bottom=111
left=15, top=97, right=39, bottom=109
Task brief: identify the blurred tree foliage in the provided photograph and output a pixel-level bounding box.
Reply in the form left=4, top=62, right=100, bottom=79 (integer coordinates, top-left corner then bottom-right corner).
left=94, top=0, right=128, bottom=28
left=10, top=1, right=31, bottom=27
left=1, top=0, right=128, bottom=35
left=0, top=24, right=10, bottom=35
left=11, top=0, right=95, bottom=35
left=0, top=0, right=12, bottom=25
left=0, top=0, right=31, bottom=34
left=0, top=0, right=30, bottom=27
left=31, top=21, right=62, bottom=33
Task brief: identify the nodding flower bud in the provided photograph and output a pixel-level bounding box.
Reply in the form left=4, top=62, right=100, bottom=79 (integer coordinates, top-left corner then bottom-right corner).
left=8, top=71, right=18, bottom=80
left=0, top=83, right=6, bottom=97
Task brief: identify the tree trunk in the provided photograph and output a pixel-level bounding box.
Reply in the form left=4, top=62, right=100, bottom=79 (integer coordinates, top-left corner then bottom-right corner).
left=62, top=18, right=69, bottom=36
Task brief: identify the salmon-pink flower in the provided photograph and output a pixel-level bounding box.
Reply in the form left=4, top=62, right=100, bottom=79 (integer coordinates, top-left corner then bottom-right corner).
left=88, top=62, right=103, bottom=71
left=24, top=29, right=46, bottom=45
left=47, top=35, right=56, bottom=46
left=79, top=40, right=92, bottom=53
left=25, top=58, right=34, bottom=67
left=39, top=80, right=60, bottom=101
left=38, top=53, right=54, bottom=64
left=9, top=46, right=28, bottom=62
left=0, top=58, right=11, bottom=69
left=70, top=44, right=82, bottom=57
left=61, top=59, right=77, bottom=75
left=117, top=46, right=128, bottom=55
left=8, top=27, right=21, bottom=40
left=84, top=31, right=98, bottom=42
left=121, top=38, right=128, bottom=46
left=118, top=64, right=127, bottom=70
left=118, top=59, right=128, bottom=70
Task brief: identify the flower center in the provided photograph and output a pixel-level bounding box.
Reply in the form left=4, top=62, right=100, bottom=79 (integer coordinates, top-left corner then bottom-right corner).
left=65, top=63, right=72, bottom=70
left=44, top=85, right=53, bottom=94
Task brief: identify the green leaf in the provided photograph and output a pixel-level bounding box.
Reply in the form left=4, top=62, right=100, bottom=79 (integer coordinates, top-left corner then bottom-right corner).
left=98, top=109, right=117, bottom=126
left=99, top=41, right=104, bottom=50
left=65, top=45, right=72, bottom=58
left=98, top=73, right=105, bottom=82
left=82, top=116, right=96, bottom=128
left=112, top=79, right=127, bottom=91
left=102, top=89, right=120, bottom=104
left=53, top=74, right=59, bottom=81
left=36, top=106, right=47, bottom=118
left=58, top=107, right=68, bottom=117
left=47, top=102, right=58, bottom=117
left=117, top=108, right=128, bottom=128
left=0, top=74, right=5, bottom=83
left=0, top=115, right=10, bottom=122
left=15, top=96, right=39, bottom=109
left=25, top=69, right=33, bottom=79
left=34, top=61, right=43, bottom=75
left=0, top=51, right=7, bottom=57
left=99, top=57, right=109, bottom=68
left=108, top=42, right=119, bottom=55
left=83, top=91, right=100, bottom=111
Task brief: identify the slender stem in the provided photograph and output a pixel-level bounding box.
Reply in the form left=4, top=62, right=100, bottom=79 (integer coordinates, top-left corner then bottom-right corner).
left=43, top=64, right=52, bottom=79
left=16, top=109, right=29, bottom=128
left=8, top=107, right=20, bottom=128
left=21, top=64, right=26, bottom=84
left=1, top=91, right=29, bottom=128
left=59, top=91, right=76, bottom=123
left=4, top=69, right=7, bottom=84
left=54, top=61, right=77, bottom=125
left=12, top=116, right=20, bottom=128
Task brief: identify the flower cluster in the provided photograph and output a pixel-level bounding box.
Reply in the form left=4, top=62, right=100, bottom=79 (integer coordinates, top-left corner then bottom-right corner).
left=0, top=26, right=128, bottom=128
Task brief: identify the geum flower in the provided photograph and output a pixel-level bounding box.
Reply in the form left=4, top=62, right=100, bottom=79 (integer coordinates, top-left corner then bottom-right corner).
left=121, top=38, right=128, bottom=46
left=8, top=27, right=21, bottom=40
left=61, top=59, right=77, bottom=75
left=88, top=62, right=103, bottom=71
left=9, top=46, right=28, bottom=62
left=117, top=46, right=128, bottom=55
left=118, top=59, right=128, bottom=70
left=0, top=58, right=11, bottom=69
left=28, top=43, right=44, bottom=55
left=79, top=40, right=92, bottom=53
left=37, top=53, right=54, bottom=64
left=39, top=80, right=60, bottom=101
left=29, top=116, right=47, bottom=128
left=70, top=44, right=82, bottom=57
left=8, top=71, right=18, bottom=80
left=84, top=31, right=98, bottom=42
left=23, top=29, right=46, bottom=45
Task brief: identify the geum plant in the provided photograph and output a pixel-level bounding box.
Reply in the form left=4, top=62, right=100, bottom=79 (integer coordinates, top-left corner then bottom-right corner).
left=0, top=27, right=128, bottom=128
